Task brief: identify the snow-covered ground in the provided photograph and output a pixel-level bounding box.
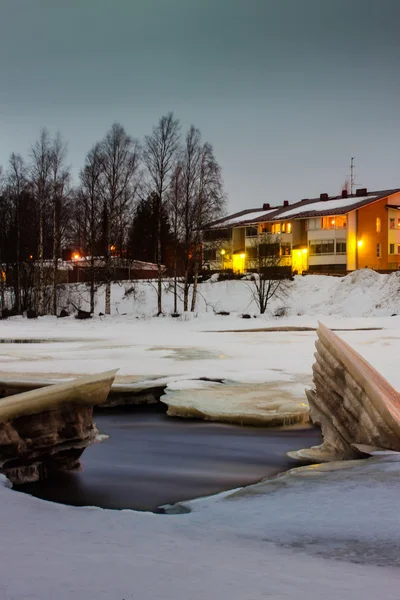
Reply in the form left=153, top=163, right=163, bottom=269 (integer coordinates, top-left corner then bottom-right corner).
left=1, top=270, right=400, bottom=598
left=1, top=270, right=400, bottom=423
left=1, top=457, right=400, bottom=599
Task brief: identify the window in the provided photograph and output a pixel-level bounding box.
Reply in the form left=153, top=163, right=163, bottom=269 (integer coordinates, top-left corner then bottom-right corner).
left=204, top=228, right=231, bottom=241
left=246, top=246, right=258, bottom=260
left=245, top=226, right=258, bottom=237
left=203, top=248, right=217, bottom=261
left=376, top=217, right=381, bottom=233
left=321, top=216, right=347, bottom=230
left=271, top=223, right=281, bottom=234
left=307, top=218, right=319, bottom=230
left=390, top=218, right=395, bottom=229
left=259, top=243, right=280, bottom=257
left=377, top=243, right=381, bottom=258
left=280, top=243, right=291, bottom=256
left=281, top=222, right=292, bottom=233
left=336, top=240, right=347, bottom=254
left=398, top=219, right=400, bottom=230
left=308, top=239, right=335, bottom=255
left=398, top=244, right=400, bottom=255
left=389, top=243, right=395, bottom=255
left=204, top=248, right=218, bottom=262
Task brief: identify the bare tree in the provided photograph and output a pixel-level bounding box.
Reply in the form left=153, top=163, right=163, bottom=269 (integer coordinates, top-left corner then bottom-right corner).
left=246, top=234, right=289, bottom=314
left=5, top=154, right=27, bottom=312
left=0, top=166, right=6, bottom=315
left=49, top=133, right=70, bottom=316
left=143, top=113, right=180, bottom=315
left=78, top=143, right=103, bottom=313
left=190, top=141, right=225, bottom=311
left=29, top=129, right=52, bottom=315
left=181, top=126, right=201, bottom=311
left=98, top=123, right=140, bottom=314
left=167, top=162, right=184, bottom=314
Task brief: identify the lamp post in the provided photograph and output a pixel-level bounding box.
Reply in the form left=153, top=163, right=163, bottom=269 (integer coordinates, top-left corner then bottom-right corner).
left=220, top=248, right=226, bottom=271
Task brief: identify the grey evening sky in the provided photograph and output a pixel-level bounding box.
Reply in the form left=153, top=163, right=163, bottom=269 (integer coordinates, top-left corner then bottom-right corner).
left=0, top=0, right=399, bottom=212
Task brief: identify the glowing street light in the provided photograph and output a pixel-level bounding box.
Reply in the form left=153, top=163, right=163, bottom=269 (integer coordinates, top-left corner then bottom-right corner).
left=73, top=252, right=81, bottom=260
left=357, top=240, right=363, bottom=248
left=220, top=249, right=226, bottom=255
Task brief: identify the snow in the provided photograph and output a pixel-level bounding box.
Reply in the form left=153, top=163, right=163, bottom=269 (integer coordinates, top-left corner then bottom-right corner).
left=1, top=272, right=400, bottom=597
left=274, top=195, right=376, bottom=219
left=1, top=458, right=400, bottom=599
left=0, top=270, right=400, bottom=425
left=212, top=208, right=276, bottom=227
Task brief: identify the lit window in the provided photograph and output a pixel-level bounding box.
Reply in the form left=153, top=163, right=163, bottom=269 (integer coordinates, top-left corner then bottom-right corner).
left=390, top=218, right=395, bottom=229
left=376, top=218, right=381, bottom=233
left=377, top=243, right=381, bottom=258
left=398, top=219, right=400, bottom=230
left=389, top=243, right=395, bottom=255
left=287, top=222, right=292, bottom=233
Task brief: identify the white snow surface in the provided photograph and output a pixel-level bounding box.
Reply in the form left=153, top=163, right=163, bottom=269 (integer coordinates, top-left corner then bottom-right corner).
left=1, top=458, right=400, bottom=599
left=274, top=195, right=376, bottom=218
left=211, top=208, right=276, bottom=227
left=1, top=271, right=400, bottom=597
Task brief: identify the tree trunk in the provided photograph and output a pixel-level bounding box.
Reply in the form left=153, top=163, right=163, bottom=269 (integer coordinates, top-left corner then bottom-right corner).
left=156, top=196, right=162, bottom=315
left=52, top=200, right=58, bottom=316
left=38, top=200, right=45, bottom=315
left=173, top=243, right=178, bottom=314
left=0, top=251, right=5, bottom=318
left=90, top=254, right=96, bottom=314
left=190, top=241, right=200, bottom=312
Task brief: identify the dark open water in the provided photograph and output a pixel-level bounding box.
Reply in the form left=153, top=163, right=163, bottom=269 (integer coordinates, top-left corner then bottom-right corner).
left=16, top=404, right=321, bottom=512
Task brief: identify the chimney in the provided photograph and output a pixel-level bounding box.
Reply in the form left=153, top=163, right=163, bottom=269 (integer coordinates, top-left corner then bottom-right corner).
left=283, top=200, right=289, bottom=207
left=263, top=203, right=270, bottom=210
left=356, top=187, right=367, bottom=197
left=341, top=189, right=348, bottom=199
left=320, top=193, right=329, bottom=201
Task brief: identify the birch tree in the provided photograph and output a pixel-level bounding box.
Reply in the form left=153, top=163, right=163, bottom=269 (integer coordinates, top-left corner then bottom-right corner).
left=166, top=162, right=184, bottom=314
left=143, top=113, right=180, bottom=315
left=78, top=143, right=103, bottom=313
left=49, top=133, right=70, bottom=315
left=98, top=124, right=140, bottom=314
left=6, top=153, right=27, bottom=313
left=29, top=129, right=52, bottom=315
left=190, top=142, right=225, bottom=311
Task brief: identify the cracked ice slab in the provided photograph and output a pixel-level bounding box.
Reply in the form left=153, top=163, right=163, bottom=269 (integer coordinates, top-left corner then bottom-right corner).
left=162, top=380, right=310, bottom=427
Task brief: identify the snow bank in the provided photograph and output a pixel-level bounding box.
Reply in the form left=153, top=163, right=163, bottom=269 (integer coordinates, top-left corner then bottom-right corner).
left=61, top=269, right=400, bottom=319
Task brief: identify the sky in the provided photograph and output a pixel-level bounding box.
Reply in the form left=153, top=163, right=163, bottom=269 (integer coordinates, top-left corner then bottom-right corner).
left=0, top=0, right=399, bottom=213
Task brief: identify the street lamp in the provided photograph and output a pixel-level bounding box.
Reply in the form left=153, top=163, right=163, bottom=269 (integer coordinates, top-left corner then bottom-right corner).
left=220, top=248, right=226, bottom=270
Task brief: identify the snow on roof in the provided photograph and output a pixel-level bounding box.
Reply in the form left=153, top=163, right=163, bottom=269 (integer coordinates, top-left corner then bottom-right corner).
left=273, top=195, right=377, bottom=220
left=213, top=209, right=276, bottom=228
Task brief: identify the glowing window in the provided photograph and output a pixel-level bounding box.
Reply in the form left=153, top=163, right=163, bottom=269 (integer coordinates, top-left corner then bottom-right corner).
left=376, top=217, right=381, bottom=233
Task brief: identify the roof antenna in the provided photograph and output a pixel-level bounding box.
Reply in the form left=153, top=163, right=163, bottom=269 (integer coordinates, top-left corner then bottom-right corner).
left=350, top=157, right=355, bottom=196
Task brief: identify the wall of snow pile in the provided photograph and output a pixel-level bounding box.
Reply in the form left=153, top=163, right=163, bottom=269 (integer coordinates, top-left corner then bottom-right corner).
left=62, top=269, right=400, bottom=318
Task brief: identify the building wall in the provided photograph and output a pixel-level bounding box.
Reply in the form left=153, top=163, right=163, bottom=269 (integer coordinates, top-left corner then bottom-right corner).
left=356, top=197, right=389, bottom=269
left=346, top=210, right=357, bottom=270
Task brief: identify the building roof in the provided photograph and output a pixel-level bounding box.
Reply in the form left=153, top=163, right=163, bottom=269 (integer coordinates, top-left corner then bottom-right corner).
left=205, top=188, right=400, bottom=229
left=209, top=207, right=279, bottom=229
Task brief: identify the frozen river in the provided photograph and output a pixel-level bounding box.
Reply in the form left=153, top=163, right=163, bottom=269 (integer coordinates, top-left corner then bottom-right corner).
left=16, top=404, right=322, bottom=511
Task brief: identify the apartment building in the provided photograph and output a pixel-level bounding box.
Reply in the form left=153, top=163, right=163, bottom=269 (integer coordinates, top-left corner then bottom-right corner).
left=203, top=188, right=400, bottom=273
